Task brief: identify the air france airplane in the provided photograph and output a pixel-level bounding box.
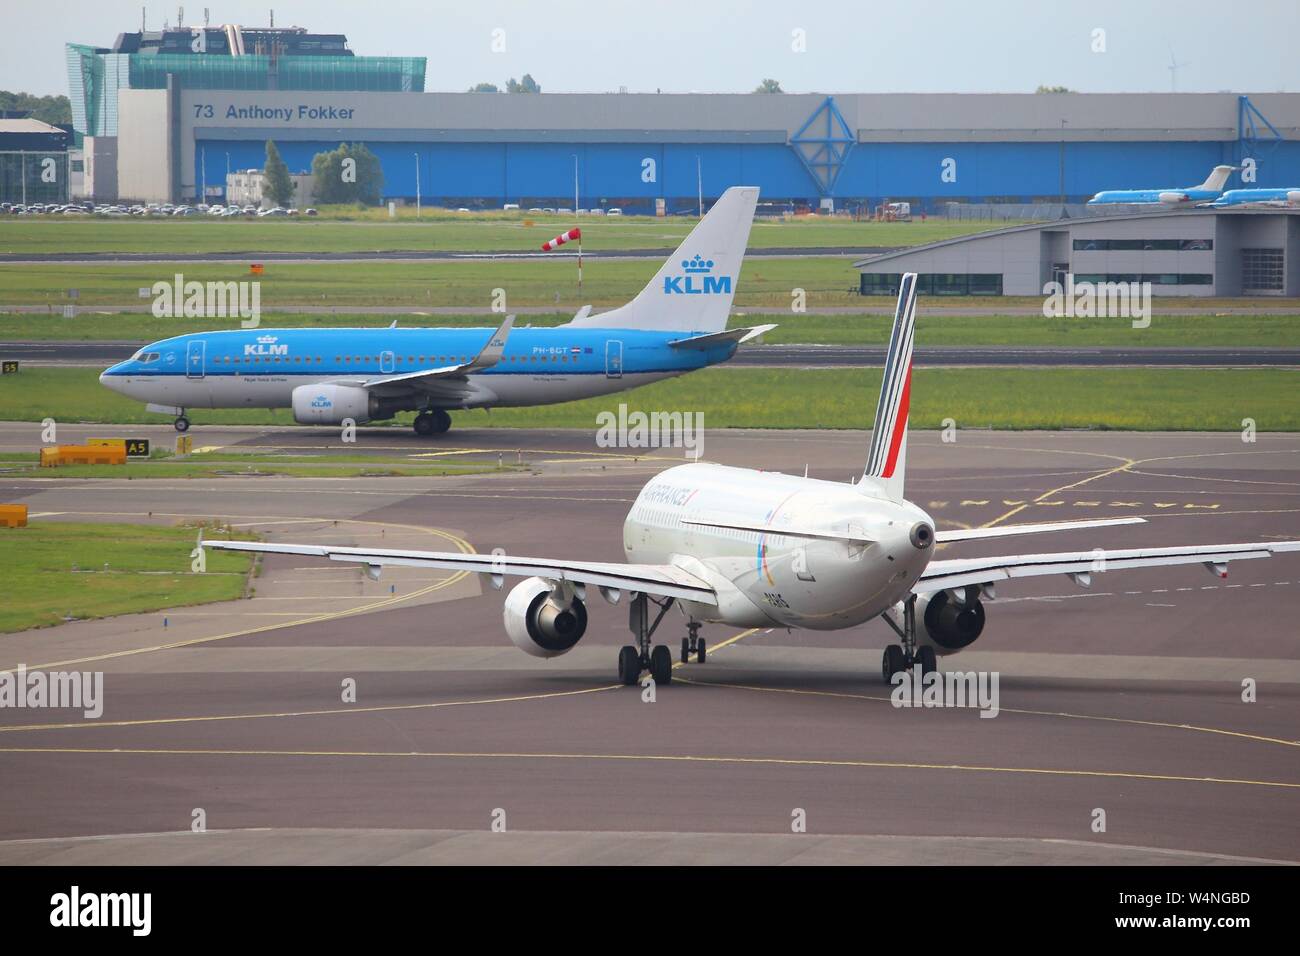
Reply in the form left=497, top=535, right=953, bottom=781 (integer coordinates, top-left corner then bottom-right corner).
left=100, top=187, right=773, bottom=435
left=205, top=273, right=1300, bottom=687
left=1087, top=165, right=1237, bottom=205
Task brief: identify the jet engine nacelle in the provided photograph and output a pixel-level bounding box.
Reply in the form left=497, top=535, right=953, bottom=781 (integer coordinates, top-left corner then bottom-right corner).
left=915, top=589, right=986, bottom=655
left=1157, top=191, right=1190, bottom=204
left=503, top=576, right=588, bottom=658
left=292, top=384, right=376, bottom=425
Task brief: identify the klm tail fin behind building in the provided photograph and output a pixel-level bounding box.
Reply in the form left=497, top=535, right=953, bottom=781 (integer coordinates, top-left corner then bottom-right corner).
left=566, top=186, right=759, bottom=333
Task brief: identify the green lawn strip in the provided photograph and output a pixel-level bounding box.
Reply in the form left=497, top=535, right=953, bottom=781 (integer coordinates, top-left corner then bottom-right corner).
left=1, top=366, right=1295, bottom=431
left=0, top=258, right=865, bottom=309
left=0, top=216, right=1024, bottom=256
left=0, top=521, right=254, bottom=633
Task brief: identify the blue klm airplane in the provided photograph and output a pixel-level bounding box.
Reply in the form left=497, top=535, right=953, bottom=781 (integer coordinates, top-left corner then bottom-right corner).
left=1087, top=165, right=1237, bottom=205
left=1209, top=188, right=1300, bottom=208
left=100, top=187, right=773, bottom=435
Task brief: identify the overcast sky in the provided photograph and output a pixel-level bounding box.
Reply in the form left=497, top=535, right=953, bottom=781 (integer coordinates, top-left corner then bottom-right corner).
left=8, top=0, right=1299, bottom=97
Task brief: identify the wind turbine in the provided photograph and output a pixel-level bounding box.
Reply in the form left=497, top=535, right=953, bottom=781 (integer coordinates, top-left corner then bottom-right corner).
left=1167, top=45, right=1191, bottom=92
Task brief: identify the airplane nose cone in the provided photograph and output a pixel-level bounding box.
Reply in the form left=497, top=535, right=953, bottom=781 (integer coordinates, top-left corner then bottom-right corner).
left=99, top=364, right=127, bottom=393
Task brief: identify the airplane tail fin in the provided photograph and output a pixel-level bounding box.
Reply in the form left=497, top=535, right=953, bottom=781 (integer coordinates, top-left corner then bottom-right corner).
left=565, top=186, right=759, bottom=333
left=1195, top=165, right=1236, bottom=193
left=860, top=273, right=918, bottom=503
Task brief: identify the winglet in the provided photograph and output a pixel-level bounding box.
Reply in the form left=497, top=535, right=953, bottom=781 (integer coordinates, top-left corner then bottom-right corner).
left=465, top=314, right=515, bottom=371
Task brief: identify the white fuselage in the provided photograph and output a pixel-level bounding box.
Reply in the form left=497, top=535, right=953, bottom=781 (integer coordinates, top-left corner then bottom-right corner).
left=623, top=463, right=934, bottom=630
left=102, top=370, right=681, bottom=411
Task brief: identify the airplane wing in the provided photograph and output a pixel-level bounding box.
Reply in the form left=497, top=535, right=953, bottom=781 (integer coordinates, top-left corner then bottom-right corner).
left=919, top=540, right=1300, bottom=593
left=668, top=325, right=778, bottom=350
left=324, top=314, right=514, bottom=391
left=934, top=516, right=1146, bottom=543
left=201, top=539, right=719, bottom=605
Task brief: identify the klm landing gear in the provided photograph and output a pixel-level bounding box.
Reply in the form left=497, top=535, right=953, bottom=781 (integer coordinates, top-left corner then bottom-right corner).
left=618, top=593, right=676, bottom=686
left=413, top=409, right=451, bottom=437
left=173, top=412, right=190, bottom=432
left=680, top=620, right=706, bottom=663
left=881, top=594, right=937, bottom=683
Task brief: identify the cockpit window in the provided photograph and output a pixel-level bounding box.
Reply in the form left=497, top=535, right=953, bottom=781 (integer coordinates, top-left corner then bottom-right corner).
left=135, top=351, right=161, bottom=364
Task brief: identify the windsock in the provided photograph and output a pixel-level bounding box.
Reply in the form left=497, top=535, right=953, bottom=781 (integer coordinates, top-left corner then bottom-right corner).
left=541, top=228, right=581, bottom=251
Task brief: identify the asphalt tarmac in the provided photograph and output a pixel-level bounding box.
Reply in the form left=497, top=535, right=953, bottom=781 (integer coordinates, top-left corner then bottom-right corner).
left=0, top=425, right=1297, bottom=864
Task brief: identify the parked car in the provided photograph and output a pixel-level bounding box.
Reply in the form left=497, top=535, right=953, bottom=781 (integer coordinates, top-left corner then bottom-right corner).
left=607, top=207, right=623, bottom=216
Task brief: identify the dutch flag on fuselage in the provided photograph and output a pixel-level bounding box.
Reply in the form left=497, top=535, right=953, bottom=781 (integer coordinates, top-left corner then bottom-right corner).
left=861, top=272, right=918, bottom=502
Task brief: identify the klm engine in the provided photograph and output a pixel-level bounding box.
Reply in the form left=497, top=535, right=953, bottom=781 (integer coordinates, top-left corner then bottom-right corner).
left=291, top=384, right=377, bottom=425
left=291, top=384, right=419, bottom=426
left=503, top=577, right=588, bottom=658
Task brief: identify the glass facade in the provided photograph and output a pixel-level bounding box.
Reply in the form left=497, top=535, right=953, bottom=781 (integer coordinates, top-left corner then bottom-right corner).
left=1072, top=273, right=1213, bottom=285
left=1240, top=248, right=1284, bottom=293
left=860, top=273, right=1004, bottom=296
left=1072, top=238, right=1213, bottom=251
left=127, top=55, right=425, bottom=93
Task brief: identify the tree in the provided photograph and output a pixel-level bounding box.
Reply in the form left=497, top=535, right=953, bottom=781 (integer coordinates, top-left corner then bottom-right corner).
left=754, top=78, right=784, bottom=93
left=0, top=90, right=72, bottom=125
left=263, top=139, right=294, bottom=207
left=1035, top=85, right=1074, bottom=94
left=467, top=82, right=500, bottom=93
left=506, top=73, right=541, bottom=93
left=310, top=142, right=383, bottom=206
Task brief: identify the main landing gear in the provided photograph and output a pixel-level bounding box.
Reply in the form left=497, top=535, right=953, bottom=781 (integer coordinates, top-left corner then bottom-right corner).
left=173, top=413, right=190, bottom=432
left=881, top=593, right=937, bottom=683
left=618, top=594, right=703, bottom=686
left=412, top=409, right=451, bottom=437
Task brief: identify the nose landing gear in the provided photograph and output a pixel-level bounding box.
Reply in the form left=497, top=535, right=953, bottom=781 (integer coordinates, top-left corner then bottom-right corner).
left=680, top=620, right=706, bottom=663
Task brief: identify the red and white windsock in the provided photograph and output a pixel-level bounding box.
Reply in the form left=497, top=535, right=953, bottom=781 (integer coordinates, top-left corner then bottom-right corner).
left=541, top=227, right=581, bottom=251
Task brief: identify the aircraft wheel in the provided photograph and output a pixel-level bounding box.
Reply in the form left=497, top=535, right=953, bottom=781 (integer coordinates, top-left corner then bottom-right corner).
left=617, top=645, right=641, bottom=685
left=881, top=644, right=906, bottom=683
left=412, top=413, right=435, bottom=436
left=696, top=638, right=706, bottom=663
left=917, top=645, right=938, bottom=678
left=681, top=637, right=690, bottom=663
left=174, top=416, right=190, bottom=433
left=430, top=410, right=452, bottom=434
left=649, top=645, right=673, bottom=685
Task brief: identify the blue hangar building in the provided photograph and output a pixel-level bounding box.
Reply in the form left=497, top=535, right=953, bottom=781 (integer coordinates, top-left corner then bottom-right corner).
left=71, top=27, right=1300, bottom=210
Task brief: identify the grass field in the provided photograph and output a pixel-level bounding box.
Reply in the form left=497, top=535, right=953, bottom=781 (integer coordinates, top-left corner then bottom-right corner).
left=2, top=365, right=1295, bottom=431
left=0, top=257, right=864, bottom=309
left=0, top=449, right=514, bottom=479
left=0, top=520, right=255, bottom=633
left=0, top=214, right=1025, bottom=256
left=3, top=309, right=1298, bottom=349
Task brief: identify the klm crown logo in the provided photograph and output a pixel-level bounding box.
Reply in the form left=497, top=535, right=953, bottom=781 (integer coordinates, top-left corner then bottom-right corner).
left=664, top=253, right=731, bottom=295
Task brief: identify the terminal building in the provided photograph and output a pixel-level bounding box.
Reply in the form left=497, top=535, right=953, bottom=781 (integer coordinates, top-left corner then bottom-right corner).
left=854, top=208, right=1300, bottom=297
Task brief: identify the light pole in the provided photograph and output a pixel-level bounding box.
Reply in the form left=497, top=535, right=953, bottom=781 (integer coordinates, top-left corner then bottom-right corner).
left=414, top=152, right=421, bottom=218
left=697, top=155, right=703, bottom=218
left=572, top=154, right=579, bottom=213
